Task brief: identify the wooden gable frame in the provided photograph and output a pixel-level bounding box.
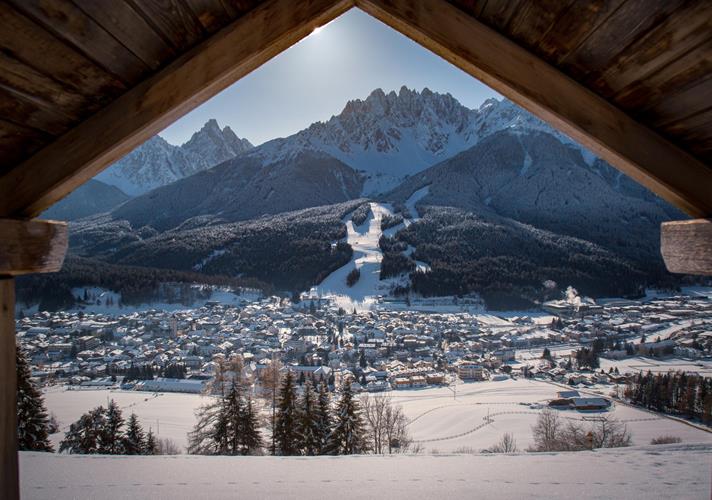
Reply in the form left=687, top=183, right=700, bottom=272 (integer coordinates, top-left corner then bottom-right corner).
left=1, top=0, right=711, bottom=497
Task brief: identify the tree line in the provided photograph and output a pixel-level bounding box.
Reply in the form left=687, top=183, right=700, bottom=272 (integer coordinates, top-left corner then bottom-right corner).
left=624, top=371, right=712, bottom=424
left=59, top=401, right=157, bottom=455
left=189, top=371, right=412, bottom=457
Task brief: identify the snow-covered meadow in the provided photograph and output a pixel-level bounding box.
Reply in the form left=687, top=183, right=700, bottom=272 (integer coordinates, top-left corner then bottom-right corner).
left=44, top=379, right=712, bottom=455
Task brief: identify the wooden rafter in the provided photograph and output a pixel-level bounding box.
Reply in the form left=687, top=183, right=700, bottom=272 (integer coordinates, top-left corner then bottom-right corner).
left=356, top=0, right=712, bottom=218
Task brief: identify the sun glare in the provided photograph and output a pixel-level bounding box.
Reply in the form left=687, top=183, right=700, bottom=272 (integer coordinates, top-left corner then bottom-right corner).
left=312, top=25, right=324, bottom=35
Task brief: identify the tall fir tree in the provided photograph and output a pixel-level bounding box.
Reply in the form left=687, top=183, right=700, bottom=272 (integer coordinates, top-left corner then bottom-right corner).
left=225, top=380, right=244, bottom=455
left=328, top=382, right=366, bottom=455
left=59, top=406, right=105, bottom=454
left=16, top=345, right=53, bottom=451
left=145, top=428, right=157, bottom=455
left=99, top=399, right=124, bottom=454
left=123, top=413, right=146, bottom=454
left=274, top=371, right=300, bottom=455
left=240, top=395, right=263, bottom=455
left=315, top=381, right=333, bottom=454
left=298, top=382, right=320, bottom=455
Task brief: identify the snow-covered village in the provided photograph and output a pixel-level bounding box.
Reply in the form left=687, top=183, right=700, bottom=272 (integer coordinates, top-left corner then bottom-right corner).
left=15, top=285, right=712, bottom=498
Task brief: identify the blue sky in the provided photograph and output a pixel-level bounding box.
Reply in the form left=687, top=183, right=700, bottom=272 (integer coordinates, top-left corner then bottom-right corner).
left=160, top=9, right=501, bottom=147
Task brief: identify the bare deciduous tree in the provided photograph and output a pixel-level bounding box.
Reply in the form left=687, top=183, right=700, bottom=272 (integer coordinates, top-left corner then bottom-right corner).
left=530, top=408, right=562, bottom=451
left=155, top=437, right=182, bottom=455
left=530, top=410, right=631, bottom=452
left=487, top=433, right=518, bottom=453
left=361, top=393, right=412, bottom=454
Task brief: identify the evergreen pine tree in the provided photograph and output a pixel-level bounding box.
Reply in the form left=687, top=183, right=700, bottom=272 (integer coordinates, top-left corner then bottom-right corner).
left=16, top=345, right=53, bottom=451
left=327, top=382, right=366, bottom=455
left=145, top=428, right=157, bottom=455
left=99, top=399, right=124, bottom=454
left=315, top=381, right=333, bottom=454
left=240, top=395, right=263, bottom=455
left=225, top=380, right=243, bottom=455
left=123, top=413, right=146, bottom=454
left=298, top=382, right=320, bottom=455
left=59, top=406, right=105, bottom=454
left=274, top=371, right=300, bottom=455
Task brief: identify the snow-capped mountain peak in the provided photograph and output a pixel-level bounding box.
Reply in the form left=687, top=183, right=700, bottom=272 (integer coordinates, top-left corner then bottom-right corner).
left=96, top=119, right=253, bottom=196
left=248, top=86, right=589, bottom=194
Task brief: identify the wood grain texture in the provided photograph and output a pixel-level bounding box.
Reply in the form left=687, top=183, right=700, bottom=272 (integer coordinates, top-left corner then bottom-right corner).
left=129, top=0, right=206, bottom=51
left=0, top=86, right=74, bottom=136
left=661, top=219, right=712, bottom=276
left=7, top=0, right=151, bottom=85
left=72, top=0, right=176, bottom=70
left=0, top=119, right=50, bottom=172
left=0, top=278, right=18, bottom=500
left=590, top=1, right=712, bottom=98
left=0, top=0, right=353, bottom=218
left=0, top=219, right=68, bottom=275
left=562, top=0, right=686, bottom=83
left=356, top=0, right=712, bottom=217
left=0, top=3, right=125, bottom=104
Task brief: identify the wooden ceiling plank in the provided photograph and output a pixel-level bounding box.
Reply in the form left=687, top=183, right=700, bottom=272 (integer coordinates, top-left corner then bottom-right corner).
left=537, top=0, right=626, bottom=64
left=0, top=0, right=354, bottom=218
left=0, top=86, right=74, bottom=136
left=72, top=0, right=176, bottom=71
left=129, top=0, right=206, bottom=51
left=644, top=75, right=712, bottom=130
left=477, top=0, right=524, bottom=33
left=591, top=2, right=712, bottom=97
left=0, top=52, right=89, bottom=119
left=7, top=0, right=151, bottom=86
left=218, top=0, right=261, bottom=19
left=562, top=0, right=686, bottom=84
left=447, top=1, right=489, bottom=19
left=659, top=106, right=712, bottom=143
left=0, top=119, right=49, bottom=171
left=185, top=0, right=232, bottom=33
left=356, top=0, right=712, bottom=217
left=506, top=0, right=574, bottom=52
left=0, top=4, right=125, bottom=103
left=613, top=38, right=712, bottom=115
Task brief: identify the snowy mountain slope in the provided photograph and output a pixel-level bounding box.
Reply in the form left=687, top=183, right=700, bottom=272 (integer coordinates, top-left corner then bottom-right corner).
left=96, top=119, right=253, bottom=196
left=111, top=151, right=363, bottom=231
left=248, top=87, right=594, bottom=194
left=41, top=179, right=130, bottom=221
left=386, top=129, right=682, bottom=262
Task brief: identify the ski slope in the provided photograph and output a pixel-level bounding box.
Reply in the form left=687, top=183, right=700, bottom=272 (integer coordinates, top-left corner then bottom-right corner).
left=317, top=202, right=403, bottom=311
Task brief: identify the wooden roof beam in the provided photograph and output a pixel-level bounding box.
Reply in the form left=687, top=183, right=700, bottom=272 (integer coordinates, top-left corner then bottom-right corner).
left=356, top=0, right=712, bottom=218
left=0, top=0, right=354, bottom=218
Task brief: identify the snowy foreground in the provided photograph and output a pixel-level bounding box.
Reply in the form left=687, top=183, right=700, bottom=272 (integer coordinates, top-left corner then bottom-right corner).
left=21, top=443, right=712, bottom=499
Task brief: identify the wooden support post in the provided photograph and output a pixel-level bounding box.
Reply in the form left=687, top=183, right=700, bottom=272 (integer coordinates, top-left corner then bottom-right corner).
left=661, top=219, right=712, bottom=276
left=0, top=218, right=68, bottom=499
left=0, top=277, right=18, bottom=500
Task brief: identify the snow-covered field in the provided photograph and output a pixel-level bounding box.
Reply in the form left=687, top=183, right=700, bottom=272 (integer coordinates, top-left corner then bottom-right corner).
left=598, top=356, right=712, bottom=378
left=43, top=387, right=212, bottom=451
left=21, top=442, right=712, bottom=499
left=44, top=379, right=712, bottom=455
left=391, top=379, right=712, bottom=452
